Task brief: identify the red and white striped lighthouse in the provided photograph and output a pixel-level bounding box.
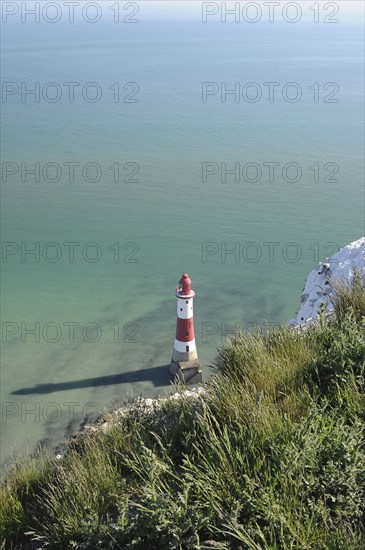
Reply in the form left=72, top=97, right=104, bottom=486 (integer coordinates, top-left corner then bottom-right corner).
left=170, top=273, right=202, bottom=383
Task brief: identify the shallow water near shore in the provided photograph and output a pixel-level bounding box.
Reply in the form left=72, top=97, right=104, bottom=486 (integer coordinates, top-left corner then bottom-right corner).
left=1, top=19, right=364, bottom=467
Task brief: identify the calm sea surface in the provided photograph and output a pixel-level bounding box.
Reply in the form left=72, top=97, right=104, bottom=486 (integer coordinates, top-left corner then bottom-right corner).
left=1, top=19, right=364, bottom=466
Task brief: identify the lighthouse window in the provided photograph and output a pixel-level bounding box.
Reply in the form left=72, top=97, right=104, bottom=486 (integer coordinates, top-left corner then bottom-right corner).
left=186, top=345, right=189, bottom=352
left=180, top=308, right=183, bottom=311
left=186, top=301, right=188, bottom=304
left=186, top=331, right=189, bottom=336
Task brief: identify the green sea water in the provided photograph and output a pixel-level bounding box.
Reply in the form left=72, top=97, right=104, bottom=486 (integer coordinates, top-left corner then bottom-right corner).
left=1, top=18, right=364, bottom=466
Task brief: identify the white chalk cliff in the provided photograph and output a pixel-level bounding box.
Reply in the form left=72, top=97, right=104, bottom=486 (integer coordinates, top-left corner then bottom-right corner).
left=290, top=237, right=365, bottom=327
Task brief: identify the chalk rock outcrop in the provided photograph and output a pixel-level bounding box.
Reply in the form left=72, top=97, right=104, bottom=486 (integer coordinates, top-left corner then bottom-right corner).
left=289, top=237, right=365, bottom=327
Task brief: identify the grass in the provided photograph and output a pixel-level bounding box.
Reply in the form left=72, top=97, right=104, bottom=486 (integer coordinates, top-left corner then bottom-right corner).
left=1, top=275, right=364, bottom=549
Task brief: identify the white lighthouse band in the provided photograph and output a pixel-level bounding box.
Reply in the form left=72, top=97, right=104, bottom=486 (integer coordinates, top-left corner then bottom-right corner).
left=173, top=338, right=197, bottom=354
left=176, top=294, right=194, bottom=319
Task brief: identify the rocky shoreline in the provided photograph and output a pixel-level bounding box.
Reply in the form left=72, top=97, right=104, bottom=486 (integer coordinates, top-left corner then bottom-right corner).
left=56, top=386, right=207, bottom=459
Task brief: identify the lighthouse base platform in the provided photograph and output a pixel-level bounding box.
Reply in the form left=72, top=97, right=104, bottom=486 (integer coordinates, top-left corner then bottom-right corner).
left=170, top=359, right=202, bottom=385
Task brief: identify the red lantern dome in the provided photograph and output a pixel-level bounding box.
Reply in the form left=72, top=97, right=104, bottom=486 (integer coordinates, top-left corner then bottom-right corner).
left=179, top=273, right=191, bottom=295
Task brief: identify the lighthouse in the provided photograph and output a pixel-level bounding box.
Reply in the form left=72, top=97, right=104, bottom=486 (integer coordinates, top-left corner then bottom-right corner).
left=170, top=273, right=202, bottom=384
